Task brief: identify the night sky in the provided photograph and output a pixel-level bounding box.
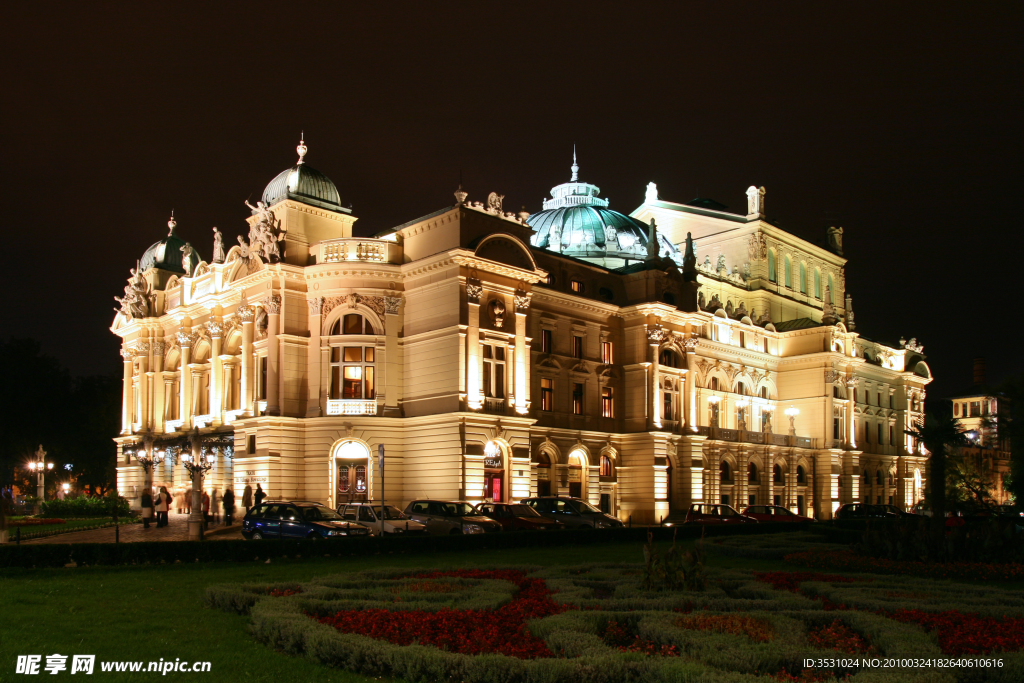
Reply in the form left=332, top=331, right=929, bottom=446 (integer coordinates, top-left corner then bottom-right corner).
left=3, top=2, right=1021, bottom=399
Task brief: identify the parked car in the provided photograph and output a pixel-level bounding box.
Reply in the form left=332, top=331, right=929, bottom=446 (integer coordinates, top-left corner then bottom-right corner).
left=403, top=500, right=503, bottom=535
left=911, top=502, right=933, bottom=517
left=519, top=496, right=623, bottom=529
left=684, top=503, right=757, bottom=524
left=242, top=500, right=371, bottom=540
left=740, top=505, right=813, bottom=523
left=473, top=502, right=564, bottom=531
left=834, top=503, right=899, bottom=520
left=338, top=502, right=426, bottom=535
left=878, top=504, right=921, bottom=518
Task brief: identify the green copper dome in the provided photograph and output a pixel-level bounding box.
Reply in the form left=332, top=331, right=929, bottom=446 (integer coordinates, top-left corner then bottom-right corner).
left=528, top=152, right=679, bottom=263
left=139, top=215, right=201, bottom=275
left=261, top=137, right=349, bottom=213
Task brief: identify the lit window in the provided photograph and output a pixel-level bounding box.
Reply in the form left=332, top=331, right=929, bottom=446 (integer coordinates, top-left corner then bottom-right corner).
left=601, top=340, right=613, bottom=364
left=799, top=262, right=807, bottom=294
left=601, top=386, right=614, bottom=417
left=541, top=329, right=552, bottom=353
left=330, top=345, right=376, bottom=399
left=540, top=378, right=553, bottom=411
left=572, top=335, right=583, bottom=359
left=572, top=382, right=584, bottom=415
left=768, top=250, right=777, bottom=283
left=482, top=345, right=506, bottom=398
left=600, top=455, right=613, bottom=477
left=814, top=269, right=822, bottom=299
left=331, top=313, right=375, bottom=335
left=570, top=279, right=584, bottom=293
left=784, top=256, right=792, bottom=288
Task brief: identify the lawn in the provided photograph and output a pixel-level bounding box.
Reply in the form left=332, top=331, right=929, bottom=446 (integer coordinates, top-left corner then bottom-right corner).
left=2, top=532, right=1022, bottom=682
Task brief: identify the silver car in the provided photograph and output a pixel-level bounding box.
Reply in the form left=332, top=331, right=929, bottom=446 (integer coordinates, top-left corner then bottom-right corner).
left=403, top=500, right=503, bottom=535
left=338, top=502, right=426, bottom=536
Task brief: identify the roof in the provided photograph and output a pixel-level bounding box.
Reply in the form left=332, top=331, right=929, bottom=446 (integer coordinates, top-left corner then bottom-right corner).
left=139, top=217, right=201, bottom=275
left=771, top=318, right=823, bottom=332
left=684, top=197, right=729, bottom=211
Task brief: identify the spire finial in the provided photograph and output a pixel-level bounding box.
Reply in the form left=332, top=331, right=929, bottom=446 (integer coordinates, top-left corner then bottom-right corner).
left=296, top=132, right=307, bottom=164
left=570, top=145, right=579, bottom=182
left=167, top=210, right=177, bottom=235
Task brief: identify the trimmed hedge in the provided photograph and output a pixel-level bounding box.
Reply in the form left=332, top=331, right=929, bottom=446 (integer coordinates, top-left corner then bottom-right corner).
left=0, top=522, right=802, bottom=569
left=40, top=495, right=131, bottom=518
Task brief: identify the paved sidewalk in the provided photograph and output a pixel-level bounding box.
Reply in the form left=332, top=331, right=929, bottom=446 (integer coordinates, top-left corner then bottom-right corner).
left=17, top=512, right=244, bottom=544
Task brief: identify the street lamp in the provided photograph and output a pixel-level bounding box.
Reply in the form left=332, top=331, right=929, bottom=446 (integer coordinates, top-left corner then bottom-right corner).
left=785, top=406, right=800, bottom=436
left=735, top=399, right=749, bottom=431
left=707, top=395, right=721, bottom=427
left=27, top=445, right=54, bottom=514
left=179, top=428, right=233, bottom=541
left=131, top=445, right=166, bottom=493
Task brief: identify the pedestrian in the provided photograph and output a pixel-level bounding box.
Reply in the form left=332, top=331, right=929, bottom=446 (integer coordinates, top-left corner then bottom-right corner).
left=211, top=488, right=220, bottom=525
left=223, top=487, right=236, bottom=526
left=174, top=489, right=184, bottom=515
left=201, top=490, right=211, bottom=529
left=253, top=483, right=265, bottom=507
left=155, top=486, right=172, bottom=527
left=242, top=484, right=253, bottom=512
left=140, top=487, right=155, bottom=529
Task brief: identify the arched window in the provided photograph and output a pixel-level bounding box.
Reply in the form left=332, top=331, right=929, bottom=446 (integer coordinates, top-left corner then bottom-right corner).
left=799, top=262, right=807, bottom=294
left=784, top=256, right=792, bottom=288
left=329, top=344, right=376, bottom=400
left=659, top=349, right=682, bottom=368
left=330, top=313, right=375, bottom=336
left=737, top=381, right=746, bottom=396
left=828, top=273, right=835, bottom=299
left=796, top=465, right=806, bottom=484
left=814, top=268, right=822, bottom=299
left=748, top=462, right=759, bottom=482
left=863, top=470, right=870, bottom=487
left=720, top=461, right=731, bottom=482
left=711, top=377, right=719, bottom=391
left=768, top=250, right=777, bottom=283
left=600, top=455, right=613, bottom=477
left=876, top=470, right=883, bottom=486
left=773, top=464, right=782, bottom=483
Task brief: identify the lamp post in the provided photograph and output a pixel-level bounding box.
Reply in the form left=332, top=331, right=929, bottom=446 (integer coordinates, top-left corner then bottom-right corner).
left=27, top=445, right=54, bottom=514
left=785, top=406, right=800, bottom=436
left=131, top=442, right=165, bottom=494
left=707, top=395, right=721, bottom=428
left=736, top=399, right=749, bottom=431
left=180, top=428, right=216, bottom=541
left=762, top=404, right=774, bottom=433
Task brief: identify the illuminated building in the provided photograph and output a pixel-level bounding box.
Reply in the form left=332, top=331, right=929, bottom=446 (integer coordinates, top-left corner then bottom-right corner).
left=112, top=142, right=932, bottom=521
left=949, top=359, right=1012, bottom=505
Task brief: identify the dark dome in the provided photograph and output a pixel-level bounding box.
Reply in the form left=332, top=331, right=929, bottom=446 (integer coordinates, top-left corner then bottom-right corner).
left=139, top=217, right=201, bottom=275
left=528, top=205, right=651, bottom=255
left=261, top=162, right=347, bottom=213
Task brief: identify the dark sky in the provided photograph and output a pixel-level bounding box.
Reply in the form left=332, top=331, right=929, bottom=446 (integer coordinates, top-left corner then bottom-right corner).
left=2, top=2, right=1021, bottom=398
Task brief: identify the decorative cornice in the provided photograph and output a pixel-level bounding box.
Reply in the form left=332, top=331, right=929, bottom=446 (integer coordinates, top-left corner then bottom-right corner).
left=451, top=253, right=546, bottom=284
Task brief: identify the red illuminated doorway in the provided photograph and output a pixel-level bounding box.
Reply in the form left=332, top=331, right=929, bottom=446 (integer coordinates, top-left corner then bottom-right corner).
left=483, top=440, right=505, bottom=502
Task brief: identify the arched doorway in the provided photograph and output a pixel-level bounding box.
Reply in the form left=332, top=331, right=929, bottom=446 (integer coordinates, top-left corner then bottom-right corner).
left=534, top=449, right=553, bottom=496
left=913, top=468, right=922, bottom=504
left=483, top=440, right=506, bottom=502
left=567, top=449, right=587, bottom=499
left=332, top=440, right=370, bottom=507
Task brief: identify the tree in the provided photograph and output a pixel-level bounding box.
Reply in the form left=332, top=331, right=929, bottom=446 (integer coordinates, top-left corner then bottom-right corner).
left=906, top=401, right=969, bottom=550
left=945, top=448, right=996, bottom=512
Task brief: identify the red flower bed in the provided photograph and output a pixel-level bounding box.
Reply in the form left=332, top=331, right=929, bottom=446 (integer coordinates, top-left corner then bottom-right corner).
left=806, top=619, right=873, bottom=654
left=602, top=620, right=679, bottom=656
left=676, top=614, right=773, bottom=643
left=314, top=570, right=567, bottom=659
left=268, top=587, right=302, bottom=597
left=785, top=549, right=1024, bottom=582
left=884, top=609, right=1024, bottom=655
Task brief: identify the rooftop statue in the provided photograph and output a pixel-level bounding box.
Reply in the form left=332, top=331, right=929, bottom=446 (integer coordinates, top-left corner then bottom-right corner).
left=115, top=260, right=151, bottom=319
left=827, top=226, right=844, bottom=255
left=180, top=242, right=196, bottom=276
left=212, top=227, right=225, bottom=264
left=245, top=199, right=286, bottom=263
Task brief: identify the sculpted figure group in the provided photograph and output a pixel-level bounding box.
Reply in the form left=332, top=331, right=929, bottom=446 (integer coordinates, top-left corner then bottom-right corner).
left=114, top=260, right=152, bottom=319
left=245, top=200, right=286, bottom=263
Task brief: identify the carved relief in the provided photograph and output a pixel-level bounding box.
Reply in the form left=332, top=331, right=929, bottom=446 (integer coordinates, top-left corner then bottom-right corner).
left=514, top=292, right=531, bottom=314
left=206, top=321, right=224, bottom=337
left=320, top=295, right=348, bottom=321
left=151, top=341, right=166, bottom=357
left=307, top=296, right=325, bottom=316
left=263, top=295, right=282, bottom=315
left=488, top=299, right=506, bottom=328
left=466, top=282, right=483, bottom=304
left=176, top=330, right=197, bottom=347
left=384, top=296, right=401, bottom=315
left=647, top=324, right=668, bottom=344
left=356, top=295, right=386, bottom=320
left=683, top=336, right=700, bottom=350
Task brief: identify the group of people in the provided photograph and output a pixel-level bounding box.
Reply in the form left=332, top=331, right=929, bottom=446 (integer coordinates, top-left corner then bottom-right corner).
left=139, top=483, right=265, bottom=530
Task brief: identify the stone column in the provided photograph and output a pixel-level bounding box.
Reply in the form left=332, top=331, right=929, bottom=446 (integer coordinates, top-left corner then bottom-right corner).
left=209, top=321, right=223, bottom=425
left=187, top=429, right=204, bottom=542
left=648, top=325, right=666, bottom=429
left=152, top=341, right=165, bottom=433
left=683, top=337, right=699, bottom=430
left=121, top=347, right=134, bottom=435
left=306, top=297, right=324, bottom=417
left=846, top=378, right=858, bottom=449
left=265, top=295, right=282, bottom=416
left=383, top=295, right=402, bottom=415
left=237, top=295, right=255, bottom=414
left=221, top=359, right=235, bottom=412
left=466, top=282, right=482, bottom=410
left=514, top=292, right=530, bottom=415
left=178, top=329, right=195, bottom=429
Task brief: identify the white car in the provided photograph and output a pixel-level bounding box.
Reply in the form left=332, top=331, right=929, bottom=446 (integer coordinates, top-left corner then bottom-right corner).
left=338, top=502, right=426, bottom=536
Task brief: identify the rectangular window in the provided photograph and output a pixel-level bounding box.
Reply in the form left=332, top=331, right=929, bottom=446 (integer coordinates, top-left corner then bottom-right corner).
left=572, top=382, right=584, bottom=415
left=663, top=392, right=672, bottom=421
left=540, top=378, right=553, bottom=411
left=259, top=357, right=267, bottom=400
left=876, top=393, right=882, bottom=407
left=330, top=345, right=376, bottom=399
left=739, top=331, right=746, bottom=348
left=572, top=335, right=583, bottom=359
left=481, top=345, right=506, bottom=398
left=541, top=329, right=552, bottom=353
left=570, top=279, right=584, bottom=293
left=343, top=366, right=363, bottom=399
left=247, top=434, right=256, bottom=454
left=834, top=417, right=841, bottom=440
left=889, top=425, right=894, bottom=444
left=601, top=386, right=614, bottom=417
left=749, top=494, right=756, bottom=506
left=601, top=340, right=613, bottom=364
left=878, top=423, right=883, bottom=444
left=763, top=338, right=769, bottom=353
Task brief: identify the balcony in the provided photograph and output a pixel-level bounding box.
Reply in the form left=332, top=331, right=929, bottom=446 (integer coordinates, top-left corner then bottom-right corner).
left=483, top=397, right=507, bottom=414
left=314, top=238, right=399, bottom=265
left=693, top=425, right=816, bottom=449
left=326, top=399, right=378, bottom=416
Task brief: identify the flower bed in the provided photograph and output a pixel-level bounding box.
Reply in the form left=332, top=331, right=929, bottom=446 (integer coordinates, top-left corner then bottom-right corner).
left=885, top=609, right=1024, bottom=656
left=806, top=618, right=873, bottom=654
left=676, top=613, right=773, bottom=643
left=785, top=549, right=1024, bottom=582
left=8, top=518, right=66, bottom=526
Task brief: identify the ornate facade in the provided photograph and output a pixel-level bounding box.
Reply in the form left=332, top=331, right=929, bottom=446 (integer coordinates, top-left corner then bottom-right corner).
left=113, top=143, right=932, bottom=521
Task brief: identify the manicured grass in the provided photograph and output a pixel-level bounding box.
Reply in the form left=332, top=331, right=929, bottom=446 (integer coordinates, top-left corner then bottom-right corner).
left=0, top=541, right=645, bottom=682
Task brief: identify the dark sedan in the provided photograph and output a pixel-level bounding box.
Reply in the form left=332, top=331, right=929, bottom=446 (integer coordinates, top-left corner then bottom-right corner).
left=474, top=502, right=564, bottom=531
left=684, top=503, right=757, bottom=524
left=741, top=505, right=813, bottom=523
left=834, top=503, right=900, bottom=520
left=242, top=500, right=370, bottom=540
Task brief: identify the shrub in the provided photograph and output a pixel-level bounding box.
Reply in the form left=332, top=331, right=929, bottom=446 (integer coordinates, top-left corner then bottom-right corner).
left=641, top=530, right=706, bottom=592
left=40, top=495, right=130, bottom=518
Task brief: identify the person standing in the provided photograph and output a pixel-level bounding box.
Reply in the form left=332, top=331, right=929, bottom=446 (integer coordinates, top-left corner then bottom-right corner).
left=140, top=487, right=154, bottom=529
left=211, top=488, right=220, bottom=525
left=242, top=484, right=253, bottom=512
left=201, top=490, right=211, bottom=529
left=253, top=483, right=265, bottom=507
left=223, top=487, right=236, bottom=526
left=155, top=486, right=172, bottom=527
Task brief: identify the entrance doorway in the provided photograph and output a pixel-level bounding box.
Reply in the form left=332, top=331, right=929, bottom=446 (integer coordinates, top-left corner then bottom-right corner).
left=333, top=440, right=371, bottom=506
left=483, top=440, right=505, bottom=502
left=534, top=448, right=553, bottom=496
left=567, top=450, right=586, bottom=499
